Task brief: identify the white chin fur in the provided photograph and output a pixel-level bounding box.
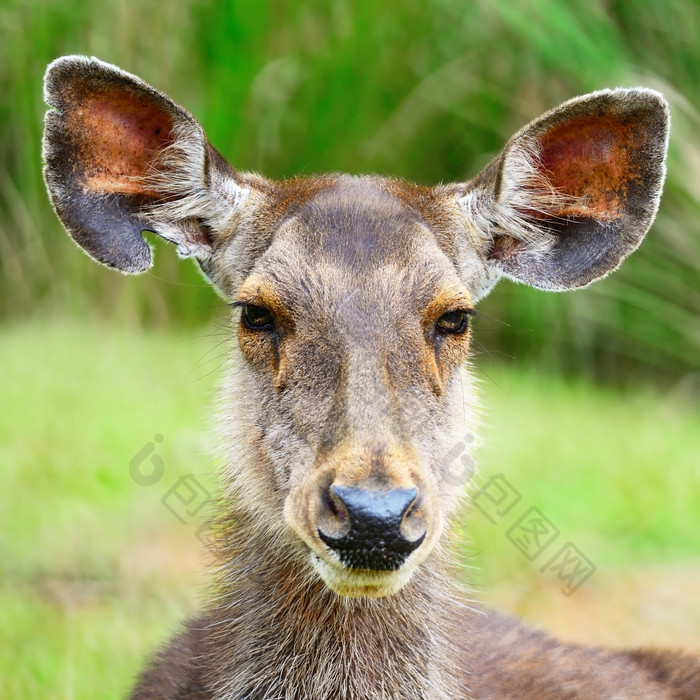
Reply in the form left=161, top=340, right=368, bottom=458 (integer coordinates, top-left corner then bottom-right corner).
left=311, top=554, right=416, bottom=598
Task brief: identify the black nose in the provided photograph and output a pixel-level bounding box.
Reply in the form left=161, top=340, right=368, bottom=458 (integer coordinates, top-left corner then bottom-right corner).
left=318, top=485, right=426, bottom=571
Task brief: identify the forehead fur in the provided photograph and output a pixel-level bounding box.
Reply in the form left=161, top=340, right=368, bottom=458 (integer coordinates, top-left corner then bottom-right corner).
left=290, top=176, right=428, bottom=265
left=242, top=176, right=471, bottom=315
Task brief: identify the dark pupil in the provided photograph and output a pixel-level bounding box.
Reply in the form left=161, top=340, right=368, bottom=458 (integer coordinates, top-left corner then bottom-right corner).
left=437, top=311, right=468, bottom=334
left=243, top=304, right=273, bottom=329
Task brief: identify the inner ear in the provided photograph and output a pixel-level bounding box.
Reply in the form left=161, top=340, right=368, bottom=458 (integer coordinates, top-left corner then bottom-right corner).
left=536, top=113, right=647, bottom=222
left=72, top=87, right=176, bottom=196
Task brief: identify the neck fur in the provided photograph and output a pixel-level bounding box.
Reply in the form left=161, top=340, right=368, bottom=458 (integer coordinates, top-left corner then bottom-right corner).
left=201, top=508, right=470, bottom=700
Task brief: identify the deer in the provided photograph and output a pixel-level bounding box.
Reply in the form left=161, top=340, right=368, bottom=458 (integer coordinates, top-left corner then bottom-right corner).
left=42, top=55, right=699, bottom=699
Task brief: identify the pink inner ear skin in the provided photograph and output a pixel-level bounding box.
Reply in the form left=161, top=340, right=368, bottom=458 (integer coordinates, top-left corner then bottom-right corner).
left=72, top=89, right=174, bottom=196
left=538, top=115, right=645, bottom=221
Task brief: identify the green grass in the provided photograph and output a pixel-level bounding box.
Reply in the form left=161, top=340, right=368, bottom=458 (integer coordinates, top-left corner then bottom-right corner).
left=1, top=0, right=700, bottom=378
left=1, top=321, right=220, bottom=698
left=1, top=322, right=698, bottom=698
left=468, top=366, right=700, bottom=583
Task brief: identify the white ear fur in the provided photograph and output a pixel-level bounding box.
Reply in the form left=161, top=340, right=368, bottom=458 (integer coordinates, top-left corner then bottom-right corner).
left=142, top=121, right=250, bottom=261
left=458, top=135, right=577, bottom=258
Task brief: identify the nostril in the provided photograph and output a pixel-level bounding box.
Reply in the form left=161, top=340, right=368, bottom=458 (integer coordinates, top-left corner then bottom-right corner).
left=317, top=486, right=352, bottom=542
left=402, top=495, right=417, bottom=520
left=399, top=495, right=427, bottom=544
left=327, top=488, right=349, bottom=522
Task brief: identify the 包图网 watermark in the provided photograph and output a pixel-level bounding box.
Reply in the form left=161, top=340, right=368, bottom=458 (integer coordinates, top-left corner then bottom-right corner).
left=129, top=434, right=215, bottom=547
left=438, top=435, right=596, bottom=596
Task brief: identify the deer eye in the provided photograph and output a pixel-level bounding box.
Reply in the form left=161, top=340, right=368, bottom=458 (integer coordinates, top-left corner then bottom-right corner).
left=436, top=310, right=471, bottom=335
left=241, top=304, right=274, bottom=331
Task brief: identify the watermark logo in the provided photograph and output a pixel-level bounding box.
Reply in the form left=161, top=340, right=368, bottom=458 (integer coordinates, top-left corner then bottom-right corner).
left=540, top=542, right=596, bottom=597
left=439, top=436, right=597, bottom=596
left=129, top=435, right=214, bottom=546
left=129, top=433, right=165, bottom=486
left=506, top=506, right=560, bottom=561
left=127, top=430, right=597, bottom=594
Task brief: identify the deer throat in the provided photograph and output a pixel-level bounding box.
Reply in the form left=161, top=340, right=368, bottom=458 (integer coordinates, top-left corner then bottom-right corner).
left=200, top=511, right=469, bottom=700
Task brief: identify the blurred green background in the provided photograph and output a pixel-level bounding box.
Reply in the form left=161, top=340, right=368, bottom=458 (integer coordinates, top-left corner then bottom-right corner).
left=1, top=1, right=699, bottom=698
left=2, top=0, right=699, bottom=380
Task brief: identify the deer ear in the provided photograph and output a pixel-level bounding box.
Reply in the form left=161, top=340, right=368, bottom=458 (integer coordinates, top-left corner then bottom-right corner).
left=42, top=55, right=249, bottom=274
left=458, top=89, right=670, bottom=292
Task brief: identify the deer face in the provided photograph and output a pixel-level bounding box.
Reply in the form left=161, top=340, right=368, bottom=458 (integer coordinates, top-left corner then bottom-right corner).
left=42, top=56, right=669, bottom=598
left=229, top=179, right=478, bottom=596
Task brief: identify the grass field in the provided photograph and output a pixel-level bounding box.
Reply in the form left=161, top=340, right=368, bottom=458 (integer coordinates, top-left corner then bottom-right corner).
left=1, top=321, right=698, bottom=698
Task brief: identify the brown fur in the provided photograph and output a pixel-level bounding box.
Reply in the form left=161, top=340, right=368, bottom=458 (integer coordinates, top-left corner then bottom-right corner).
left=41, top=56, right=698, bottom=699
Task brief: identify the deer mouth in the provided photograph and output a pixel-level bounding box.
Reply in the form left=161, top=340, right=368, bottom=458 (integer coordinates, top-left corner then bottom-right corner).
left=310, top=551, right=420, bottom=598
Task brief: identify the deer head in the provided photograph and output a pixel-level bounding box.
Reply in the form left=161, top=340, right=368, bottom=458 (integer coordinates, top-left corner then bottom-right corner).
left=43, top=56, right=669, bottom=598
